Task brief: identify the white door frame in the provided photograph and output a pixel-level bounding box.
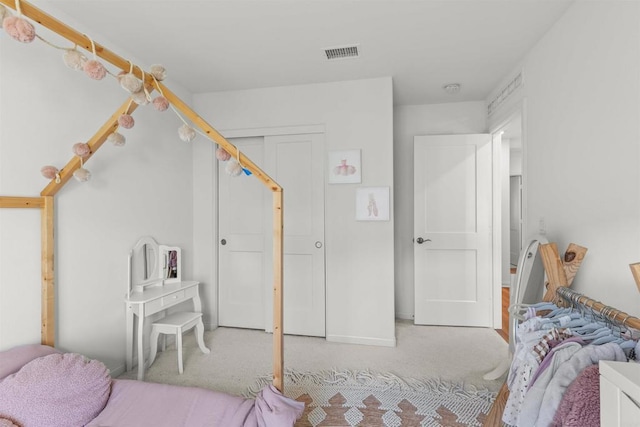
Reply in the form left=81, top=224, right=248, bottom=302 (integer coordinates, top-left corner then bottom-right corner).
left=489, top=99, right=527, bottom=329
left=214, top=124, right=325, bottom=329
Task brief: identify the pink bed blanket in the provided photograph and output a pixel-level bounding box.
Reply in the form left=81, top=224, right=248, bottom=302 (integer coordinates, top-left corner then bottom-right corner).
left=0, top=344, right=303, bottom=427
left=88, top=380, right=303, bottom=427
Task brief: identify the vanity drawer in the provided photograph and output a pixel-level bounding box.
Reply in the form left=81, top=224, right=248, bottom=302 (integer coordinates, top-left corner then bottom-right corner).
left=161, top=290, right=186, bottom=306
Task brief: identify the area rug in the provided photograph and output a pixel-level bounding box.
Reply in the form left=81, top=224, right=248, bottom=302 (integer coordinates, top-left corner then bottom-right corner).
left=246, top=369, right=497, bottom=427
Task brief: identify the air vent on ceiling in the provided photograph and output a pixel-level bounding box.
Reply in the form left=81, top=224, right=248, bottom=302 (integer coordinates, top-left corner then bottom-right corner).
left=488, top=71, right=524, bottom=116
left=324, top=44, right=360, bottom=60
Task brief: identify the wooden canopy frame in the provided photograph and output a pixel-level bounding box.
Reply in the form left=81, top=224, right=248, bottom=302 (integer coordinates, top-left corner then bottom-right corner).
left=0, top=0, right=285, bottom=392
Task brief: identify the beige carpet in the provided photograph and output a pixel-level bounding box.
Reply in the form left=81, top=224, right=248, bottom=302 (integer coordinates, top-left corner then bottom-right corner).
left=118, top=320, right=508, bottom=397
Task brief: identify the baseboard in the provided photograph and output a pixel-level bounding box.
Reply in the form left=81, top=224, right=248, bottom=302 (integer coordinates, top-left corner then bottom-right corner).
left=326, top=334, right=396, bottom=347
left=395, top=313, right=413, bottom=321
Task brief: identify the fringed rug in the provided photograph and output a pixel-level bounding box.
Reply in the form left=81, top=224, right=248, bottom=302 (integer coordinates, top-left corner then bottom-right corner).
left=246, top=369, right=497, bottom=427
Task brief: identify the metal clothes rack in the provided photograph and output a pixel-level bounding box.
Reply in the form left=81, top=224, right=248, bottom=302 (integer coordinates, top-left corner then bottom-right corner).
left=555, top=286, right=640, bottom=331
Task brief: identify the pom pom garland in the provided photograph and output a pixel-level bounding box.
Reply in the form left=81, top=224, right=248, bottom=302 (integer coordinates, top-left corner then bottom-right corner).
left=215, top=147, right=231, bottom=161
left=107, top=132, right=126, bottom=147
left=178, top=124, right=196, bottom=142
left=72, top=142, right=91, bottom=158
left=120, top=73, right=142, bottom=93
left=149, top=64, right=166, bottom=81
left=118, top=114, right=135, bottom=129
left=225, top=159, right=244, bottom=177
left=130, top=89, right=150, bottom=105
left=152, top=96, right=169, bottom=112
left=83, top=59, right=107, bottom=80
left=63, top=49, right=87, bottom=70
left=41, top=165, right=59, bottom=180
left=3, top=15, right=36, bottom=43
left=73, top=167, right=91, bottom=182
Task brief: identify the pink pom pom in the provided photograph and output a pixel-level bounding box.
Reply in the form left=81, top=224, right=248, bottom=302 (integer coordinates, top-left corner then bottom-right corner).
left=215, top=147, right=231, bottom=161
left=118, top=114, right=135, bottom=129
left=72, top=142, right=91, bottom=158
left=41, top=165, right=59, bottom=180
left=83, top=59, right=107, bottom=80
left=3, top=16, right=35, bottom=43
left=152, top=96, right=169, bottom=112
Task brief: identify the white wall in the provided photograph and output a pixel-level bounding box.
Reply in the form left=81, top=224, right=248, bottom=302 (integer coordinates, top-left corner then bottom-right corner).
left=193, top=78, right=396, bottom=346
left=488, top=1, right=640, bottom=315
left=393, top=102, right=486, bottom=319
left=0, top=7, right=195, bottom=372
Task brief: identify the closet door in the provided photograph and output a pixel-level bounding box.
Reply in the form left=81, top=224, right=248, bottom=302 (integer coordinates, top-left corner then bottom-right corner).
left=218, top=138, right=267, bottom=329
left=218, top=134, right=325, bottom=337
left=263, top=133, right=325, bottom=337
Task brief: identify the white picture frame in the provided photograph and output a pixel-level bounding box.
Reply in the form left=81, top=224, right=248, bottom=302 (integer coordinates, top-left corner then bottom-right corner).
left=328, top=149, right=361, bottom=184
left=159, top=245, right=182, bottom=283
left=356, top=187, right=390, bottom=221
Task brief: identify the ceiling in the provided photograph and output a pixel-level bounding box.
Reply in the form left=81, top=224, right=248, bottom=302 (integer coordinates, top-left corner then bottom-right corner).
left=32, top=0, right=573, bottom=106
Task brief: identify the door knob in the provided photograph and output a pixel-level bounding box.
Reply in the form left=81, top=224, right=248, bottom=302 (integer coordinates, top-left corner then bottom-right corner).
left=315, top=241, right=323, bottom=249
left=416, top=237, right=431, bottom=244
left=220, top=239, right=227, bottom=245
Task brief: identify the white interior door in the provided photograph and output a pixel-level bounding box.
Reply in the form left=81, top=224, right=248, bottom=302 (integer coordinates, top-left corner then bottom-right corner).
left=263, top=134, right=325, bottom=337
left=218, top=133, right=325, bottom=337
left=414, top=134, right=493, bottom=327
left=218, top=137, right=266, bottom=329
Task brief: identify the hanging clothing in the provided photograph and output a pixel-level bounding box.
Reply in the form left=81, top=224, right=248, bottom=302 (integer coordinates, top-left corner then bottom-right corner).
left=535, top=342, right=626, bottom=427
left=550, top=364, right=600, bottom=427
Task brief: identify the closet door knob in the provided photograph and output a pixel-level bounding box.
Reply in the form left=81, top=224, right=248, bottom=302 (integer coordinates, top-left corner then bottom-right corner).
left=220, top=239, right=227, bottom=245
left=416, top=237, right=431, bottom=244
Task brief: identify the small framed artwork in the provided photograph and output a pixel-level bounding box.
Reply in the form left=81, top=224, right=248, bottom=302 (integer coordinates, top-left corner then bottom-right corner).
left=159, top=245, right=182, bottom=283
left=328, top=149, right=361, bottom=184
left=356, top=187, right=390, bottom=221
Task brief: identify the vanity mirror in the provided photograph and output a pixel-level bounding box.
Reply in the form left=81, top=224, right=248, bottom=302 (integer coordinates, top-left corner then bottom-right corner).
left=128, top=236, right=162, bottom=295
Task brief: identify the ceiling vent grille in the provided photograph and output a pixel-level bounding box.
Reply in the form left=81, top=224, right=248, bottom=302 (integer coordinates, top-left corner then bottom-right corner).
left=324, top=45, right=360, bottom=60
left=488, top=71, right=524, bottom=116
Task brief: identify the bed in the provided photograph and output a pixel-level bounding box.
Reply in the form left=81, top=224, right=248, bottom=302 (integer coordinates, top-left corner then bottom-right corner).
left=0, top=344, right=304, bottom=427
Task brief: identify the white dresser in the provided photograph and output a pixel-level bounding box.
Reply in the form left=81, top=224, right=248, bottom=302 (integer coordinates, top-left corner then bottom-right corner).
left=600, top=360, right=640, bottom=426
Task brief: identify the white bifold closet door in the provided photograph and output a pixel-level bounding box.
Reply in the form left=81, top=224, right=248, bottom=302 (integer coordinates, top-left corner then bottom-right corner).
left=413, top=134, right=493, bottom=327
left=218, top=133, right=326, bottom=337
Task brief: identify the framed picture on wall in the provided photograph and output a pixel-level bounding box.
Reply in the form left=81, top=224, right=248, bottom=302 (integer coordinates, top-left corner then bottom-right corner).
left=356, top=186, right=390, bottom=221
left=328, top=149, right=361, bottom=184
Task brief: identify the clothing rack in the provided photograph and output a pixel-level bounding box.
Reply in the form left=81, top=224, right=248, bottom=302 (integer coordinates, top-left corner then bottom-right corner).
left=484, top=285, right=640, bottom=426
left=555, top=286, right=640, bottom=331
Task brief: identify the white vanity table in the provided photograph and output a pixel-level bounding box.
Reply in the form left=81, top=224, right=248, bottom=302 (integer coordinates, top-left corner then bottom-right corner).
left=124, top=236, right=206, bottom=381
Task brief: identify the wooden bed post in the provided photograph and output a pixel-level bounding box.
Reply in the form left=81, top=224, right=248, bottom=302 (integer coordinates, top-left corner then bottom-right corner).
left=41, top=196, right=55, bottom=346
left=273, top=189, right=284, bottom=392
left=0, top=196, right=53, bottom=345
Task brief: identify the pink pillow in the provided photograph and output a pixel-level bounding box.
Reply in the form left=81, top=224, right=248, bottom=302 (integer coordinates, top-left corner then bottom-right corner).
left=0, top=344, right=60, bottom=380
left=0, top=353, right=111, bottom=427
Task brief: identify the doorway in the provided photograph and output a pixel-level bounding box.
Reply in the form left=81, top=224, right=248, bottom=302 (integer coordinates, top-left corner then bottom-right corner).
left=491, top=108, right=524, bottom=333
left=217, top=133, right=326, bottom=337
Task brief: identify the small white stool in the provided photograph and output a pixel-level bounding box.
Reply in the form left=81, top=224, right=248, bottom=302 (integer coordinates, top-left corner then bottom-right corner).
left=149, top=311, right=210, bottom=374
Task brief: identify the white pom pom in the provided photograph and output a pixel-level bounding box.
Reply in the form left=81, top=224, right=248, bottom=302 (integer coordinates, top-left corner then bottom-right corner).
left=63, top=49, right=87, bottom=70
left=73, top=167, right=91, bottom=182
left=107, top=132, right=126, bottom=147
left=225, top=159, right=243, bottom=177
left=131, top=89, right=150, bottom=105
left=178, top=124, right=196, bottom=142
left=149, top=64, right=166, bottom=81
left=120, top=73, right=142, bottom=93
